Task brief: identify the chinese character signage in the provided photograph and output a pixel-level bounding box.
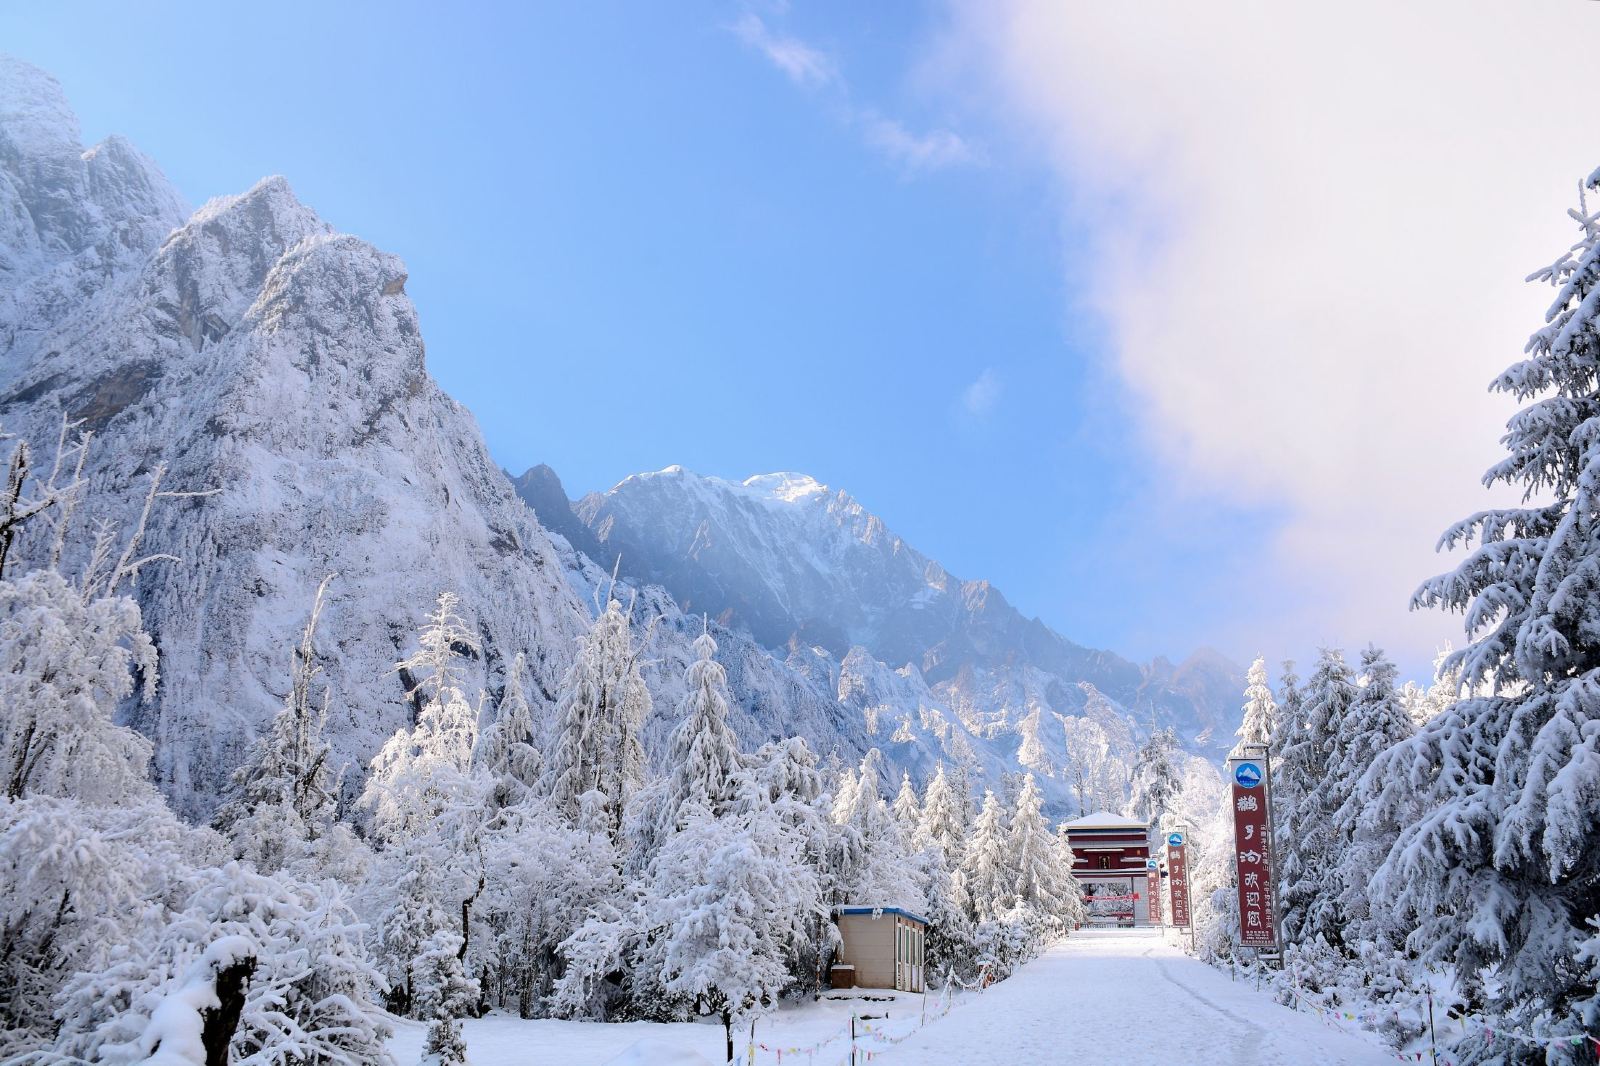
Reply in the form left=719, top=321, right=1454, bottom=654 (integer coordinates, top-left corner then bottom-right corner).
left=1229, top=758, right=1278, bottom=950
left=1147, top=867, right=1162, bottom=924
left=1166, top=829, right=1190, bottom=928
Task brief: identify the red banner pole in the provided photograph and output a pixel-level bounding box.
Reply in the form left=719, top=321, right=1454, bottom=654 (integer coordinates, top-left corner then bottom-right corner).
left=1229, top=750, right=1279, bottom=957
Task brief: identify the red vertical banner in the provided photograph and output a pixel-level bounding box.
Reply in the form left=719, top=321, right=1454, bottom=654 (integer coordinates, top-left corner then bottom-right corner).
left=1166, top=830, right=1190, bottom=928
left=1229, top=757, right=1278, bottom=950
left=1147, top=865, right=1162, bottom=924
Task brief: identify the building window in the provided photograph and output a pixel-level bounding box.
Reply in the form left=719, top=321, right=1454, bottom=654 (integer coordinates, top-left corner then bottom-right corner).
left=1099, top=856, right=1109, bottom=869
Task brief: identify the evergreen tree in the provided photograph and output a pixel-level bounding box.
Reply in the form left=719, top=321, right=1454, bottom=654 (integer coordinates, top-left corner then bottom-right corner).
left=830, top=749, right=919, bottom=909
left=1279, top=648, right=1356, bottom=946
left=1332, top=645, right=1413, bottom=945
left=916, top=764, right=969, bottom=868
left=962, top=790, right=1014, bottom=922
left=659, top=630, right=742, bottom=834
left=1126, top=726, right=1181, bottom=827
left=892, top=770, right=921, bottom=844
left=361, top=594, right=491, bottom=1019
left=1234, top=655, right=1278, bottom=756
left=1368, top=172, right=1600, bottom=1033
left=1009, top=773, right=1078, bottom=920
left=398, top=591, right=478, bottom=711
left=543, top=591, right=652, bottom=837
left=214, top=575, right=339, bottom=872
left=475, top=652, right=543, bottom=808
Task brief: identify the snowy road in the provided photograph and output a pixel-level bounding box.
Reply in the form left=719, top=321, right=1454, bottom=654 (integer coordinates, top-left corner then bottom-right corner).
left=387, top=929, right=1401, bottom=1064
left=879, top=929, right=1397, bottom=1066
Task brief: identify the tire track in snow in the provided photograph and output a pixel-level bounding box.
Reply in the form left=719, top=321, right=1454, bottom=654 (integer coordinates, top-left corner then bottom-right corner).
left=1145, top=946, right=1266, bottom=1066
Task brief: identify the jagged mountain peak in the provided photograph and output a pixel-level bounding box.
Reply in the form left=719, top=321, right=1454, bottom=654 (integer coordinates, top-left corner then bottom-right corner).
left=0, top=54, right=80, bottom=162
left=0, top=55, right=187, bottom=363
left=558, top=462, right=1244, bottom=767
left=741, top=471, right=830, bottom=503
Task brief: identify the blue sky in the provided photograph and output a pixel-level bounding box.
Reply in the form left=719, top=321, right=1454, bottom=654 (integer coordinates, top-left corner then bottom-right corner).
left=12, top=2, right=1568, bottom=676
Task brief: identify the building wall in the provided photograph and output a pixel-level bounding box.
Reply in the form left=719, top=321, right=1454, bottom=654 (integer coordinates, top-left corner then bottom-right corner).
left=836, top=913, right=926, bottom=991
left=837, top=913, right=896, bottom=988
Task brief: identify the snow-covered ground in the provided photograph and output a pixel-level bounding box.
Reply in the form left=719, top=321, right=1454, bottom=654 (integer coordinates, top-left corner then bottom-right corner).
left=882, top=929, right=1397, bottom=1066
left=388, top=930, right=1399, bottom=1065
left=387, top=986, right=942, bottom=1065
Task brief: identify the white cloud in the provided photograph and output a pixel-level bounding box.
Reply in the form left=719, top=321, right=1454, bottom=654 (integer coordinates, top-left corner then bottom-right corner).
left=859, top=110, right=977, bottom=171
left=941, top=0, right=1600, bottom=661
left=730, top=11, right=976, bottom=173
left=731, top=12, right=836, bottom=88
left=961, top=367, right=1002, bottom=418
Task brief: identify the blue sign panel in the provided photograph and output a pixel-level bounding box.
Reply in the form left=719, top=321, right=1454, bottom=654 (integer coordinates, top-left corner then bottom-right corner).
left=1234, top=761, right=1264, bottom=789
left=1167, top=832, right=1184, bottom=848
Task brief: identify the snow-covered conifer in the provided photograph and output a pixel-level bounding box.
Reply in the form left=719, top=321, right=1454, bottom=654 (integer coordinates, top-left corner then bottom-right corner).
left=543, top=591, right=652, bottom=837
left=1234, top=656, right=1278, bottom=756
left=1126, top=727, right=1181, bottom=827
left=658, top=630, right=742, bottom=834
left=214, top=575, right=339, bottom=872
left=474, top=652, right=542, bottom=808
left=1278, top=648, right=1355, bottom=946
left=915, top=763, right=968, bottom=867
left=1331, top=646, right=1413, bottom=946
left=1365, top=175, right=1600, bottom=1029
left=962, top=790, right=1014, bottom=921
left=830, top=748, right=919, bottom=909
left=892, top=770, right=921, bottom=843
left=1009, top=773, right=1079, bottom=923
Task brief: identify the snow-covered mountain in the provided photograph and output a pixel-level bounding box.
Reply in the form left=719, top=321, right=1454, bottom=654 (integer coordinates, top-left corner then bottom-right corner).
left=549, top=466, right=1243, bottom=760
left=0, top=55, right=1237, bottom=822
left=0, top=57, right=886, bottom=817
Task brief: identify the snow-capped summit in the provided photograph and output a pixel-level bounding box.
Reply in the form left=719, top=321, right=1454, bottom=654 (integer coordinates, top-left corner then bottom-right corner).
left=0, top=54, right=82, bottom=160
left=0, top=55, right=188, bottom=362
left=551, top=464, right=1242, bottom=765
left=742, top=471, right=829, bottom=503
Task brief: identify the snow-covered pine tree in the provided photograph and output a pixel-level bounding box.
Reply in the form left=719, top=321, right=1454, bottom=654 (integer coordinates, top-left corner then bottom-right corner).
left=734, top=737, right=836, bottom=994
left=916, top=763, right=969, bottom=868
left=1234, top=656, right=1278, bottom=756
left=892, top=770, right=921, bottom=845
left=658, top=629, right=742, bottom=834
left=1009, top=773, right=1080, bottom=925
left=830, top=748, right=919, bottom=909
left=1126, top=726, right=1181, bottom=827
left=1278, top=647, right=1355, bottom=946
left=542, top=590, right=652, bottom=838
left=214, top=574, right=339, bottom=873
left=1330, top=646, right=1413, bottom=947
left=361, top=593, right=491, bottom=1020
left=962, top=790, right=1014, bottom=922
left=1399, top=645, right=1463, bottom=728
left=474, top=652, right=543, bottom=809
left=645, top=799, right=823, bottom=1062
left=1366, top=170, right=1600, bottom=1036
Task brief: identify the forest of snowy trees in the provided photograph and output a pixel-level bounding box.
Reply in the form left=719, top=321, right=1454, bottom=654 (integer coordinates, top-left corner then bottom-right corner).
left=4, top=47, right=1600, bottom=1061
left=0, top=465, right=1088, bottom=1064
left=1147, top=171, right=1600, bottom=1065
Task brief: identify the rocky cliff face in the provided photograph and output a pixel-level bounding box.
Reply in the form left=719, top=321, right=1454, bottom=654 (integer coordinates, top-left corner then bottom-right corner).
left=0, top=57, right=887, bottom=817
